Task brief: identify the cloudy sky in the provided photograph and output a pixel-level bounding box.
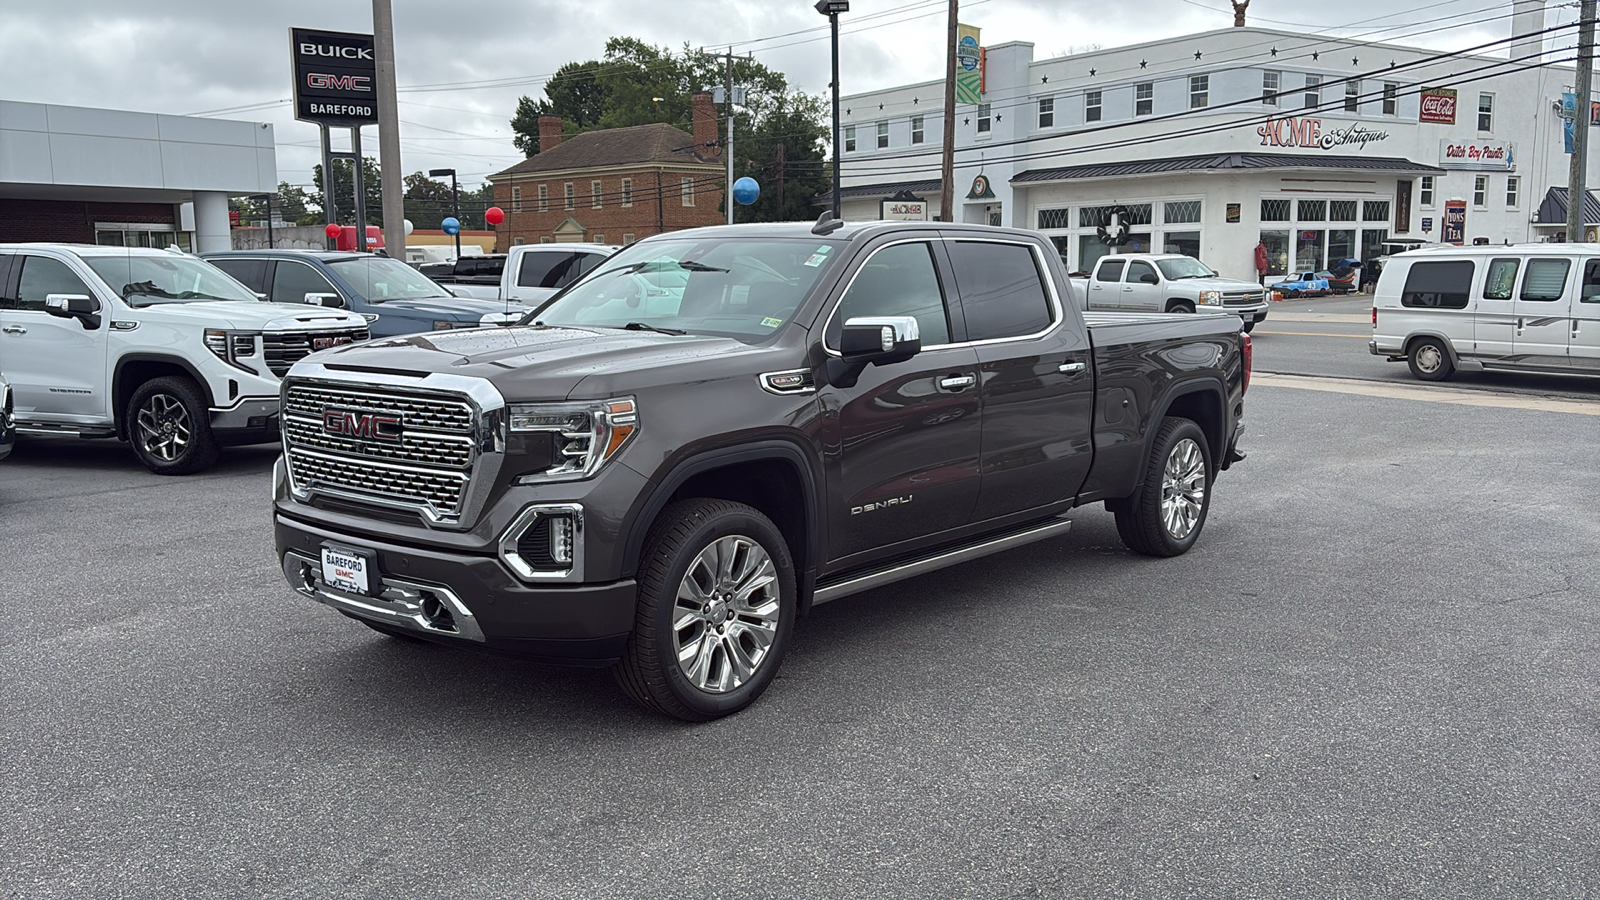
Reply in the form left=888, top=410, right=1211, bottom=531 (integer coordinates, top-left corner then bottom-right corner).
left=0, top=1, right=1533, bottom=191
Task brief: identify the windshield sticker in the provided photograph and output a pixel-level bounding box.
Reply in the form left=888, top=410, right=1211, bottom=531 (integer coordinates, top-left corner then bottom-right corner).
left=804, top=254, right=828, bottom=267
left=760, top=316, right=783, bottom=329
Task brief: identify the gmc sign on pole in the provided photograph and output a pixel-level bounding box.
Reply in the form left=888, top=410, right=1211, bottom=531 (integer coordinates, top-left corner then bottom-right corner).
left=290, top=27, right=378, bottom=126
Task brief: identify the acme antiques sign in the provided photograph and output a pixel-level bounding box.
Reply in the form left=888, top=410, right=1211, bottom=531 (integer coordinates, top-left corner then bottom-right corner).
left=1257, top=117, right=1391, bottom=151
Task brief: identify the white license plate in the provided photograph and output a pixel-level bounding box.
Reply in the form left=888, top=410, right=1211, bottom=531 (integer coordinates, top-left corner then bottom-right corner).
left=321, top=546, right=371, bottom=595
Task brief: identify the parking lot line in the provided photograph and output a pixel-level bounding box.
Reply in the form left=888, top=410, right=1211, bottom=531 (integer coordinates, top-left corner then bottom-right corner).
left=1252, top=372, right=1600, bottom=416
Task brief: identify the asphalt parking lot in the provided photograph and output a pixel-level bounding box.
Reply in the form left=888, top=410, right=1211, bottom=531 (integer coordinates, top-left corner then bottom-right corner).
left=2, top=364, right=1597, bottom=897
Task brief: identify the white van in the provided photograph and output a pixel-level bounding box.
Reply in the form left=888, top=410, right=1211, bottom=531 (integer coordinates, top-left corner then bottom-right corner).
left=1369, top=243, right=1600, bottom=381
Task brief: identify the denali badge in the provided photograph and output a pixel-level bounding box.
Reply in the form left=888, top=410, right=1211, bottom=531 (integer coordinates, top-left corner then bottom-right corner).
left=312, top=335, right=355, bottom=351
left=322, top=408, right=403, bottom=442
left=851, top=494, right=913, bottom=515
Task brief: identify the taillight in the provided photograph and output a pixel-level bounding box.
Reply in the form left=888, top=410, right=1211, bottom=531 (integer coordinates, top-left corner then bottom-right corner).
left=1372, top=306, right=1378, bottom=327
left=1241, top=332, right=1253, bottom=394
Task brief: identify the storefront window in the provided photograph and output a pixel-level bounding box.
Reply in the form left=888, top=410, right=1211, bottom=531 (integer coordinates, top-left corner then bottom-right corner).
left=1298, top=200, right=1327, bottom=221
left=1163, top=231, right=1201, bottom=257
left=1037, top=208, right=1072, bottom=229
left=1164, top=200, right=1201, bottom=224
left=1296, top=229, right=1325, bottom=271
left=1363, top=200, right=1390, bottom=222
left=1049, top=236, right=1072, bottom=269
left=1329, top=229, right=1356, bottom=265
left=1078, top=235, right=1110, bottom=273
left=1329, top=200, right=1357, bottom=221
left=1259, top=230, right=1290, bottom=277
left=1261, top=198, right=1291, bottom=221
left=1361, top=229, right=1389, bottom=266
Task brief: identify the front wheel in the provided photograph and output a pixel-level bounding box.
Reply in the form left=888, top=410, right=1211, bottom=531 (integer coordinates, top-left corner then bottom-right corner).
left=127, top=376, right=220, bottom=475
left=1407, top=337, right=1455, bottom=381
left=1168, top=301, right=1196, bottom=314
left=613, top=499, right=796, bottom=721
left=1114, top=417, right=1212, bottom=557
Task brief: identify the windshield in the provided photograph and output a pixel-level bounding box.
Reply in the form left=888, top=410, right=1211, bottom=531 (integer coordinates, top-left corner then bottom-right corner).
left=524, top=237, right=842, bottom=340
left=326, top=256, right=452, bottom=302
left=1154, top=257, right=1217, bottom=280
left=84, top=255, right=259, bottom=307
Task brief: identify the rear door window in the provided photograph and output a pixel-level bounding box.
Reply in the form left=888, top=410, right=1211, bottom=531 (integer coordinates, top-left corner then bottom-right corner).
left=1400, top=260, right=1473, bottom=309
left=1482, top=259, right=1518, bottom=300
left=1096, top=258, right=1126, bottom=282
left=209, top=258, right=269, bottom=292
left=517, top=251, right=586, bottom=289
left=1520, top=258, right=1570, bottom=301
left=946, top=241, right=1055, bottom=341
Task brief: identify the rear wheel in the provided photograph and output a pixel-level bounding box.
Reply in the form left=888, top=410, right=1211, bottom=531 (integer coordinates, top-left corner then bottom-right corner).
left=613, top=499, right=796, bottom=721
left=1407, top=337, right=1455, bottom=381
left=127, top=376, right=220, bottom=475
left=1114, top=417, right=1212, bottom=558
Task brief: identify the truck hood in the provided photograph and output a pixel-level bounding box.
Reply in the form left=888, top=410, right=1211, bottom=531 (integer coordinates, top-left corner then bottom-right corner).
left=303, top=324, right=756, bottom=402
left=132, top=301, right=366, bottom=331
left=373, top=296, right=517, bottom=319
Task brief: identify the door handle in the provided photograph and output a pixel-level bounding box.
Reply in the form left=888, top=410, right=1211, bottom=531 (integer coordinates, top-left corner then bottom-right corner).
left=937, top=374, right=976, bottom=392
left=1, top=325, right=25, bottom=334
left=1058, top=361, right=1086, bottom=375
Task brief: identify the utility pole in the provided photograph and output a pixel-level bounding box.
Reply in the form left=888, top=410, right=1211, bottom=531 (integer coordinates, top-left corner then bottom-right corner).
left=373, top=0, right=405, bottom=259
left=941, top=0, right=957, bottom=223
left=726, top=49, right=736, bottom=225
left=1569, top=0, right=1597, bottom=242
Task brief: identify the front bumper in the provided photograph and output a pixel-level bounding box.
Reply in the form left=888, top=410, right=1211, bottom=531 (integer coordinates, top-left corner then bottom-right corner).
left=1200, top=302, right=1270, bottom=322
left=210, top=396, right=280, bottom=445
left=275, top=512, right=636, bottom=665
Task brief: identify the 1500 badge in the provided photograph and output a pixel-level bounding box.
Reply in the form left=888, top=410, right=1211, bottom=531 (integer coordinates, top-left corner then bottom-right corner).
left=851, top=494, right=913, bottom=515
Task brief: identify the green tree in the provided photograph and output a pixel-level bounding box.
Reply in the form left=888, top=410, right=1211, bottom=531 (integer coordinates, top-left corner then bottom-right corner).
left=276, top=182, right=317, bottom=225
left=402, top=171, right=455, bottom=230
left=309, top=157, right=384, bottom=226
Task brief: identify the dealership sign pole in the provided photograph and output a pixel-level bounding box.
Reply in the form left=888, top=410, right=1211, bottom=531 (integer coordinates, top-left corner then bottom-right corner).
left=291, top=28, right=380, bottom=250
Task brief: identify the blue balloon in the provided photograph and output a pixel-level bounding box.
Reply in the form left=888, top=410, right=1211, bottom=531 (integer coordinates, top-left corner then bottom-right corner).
left=732, top=177, right=760, bottom=206
left=441, top=216, right=461, bottom=235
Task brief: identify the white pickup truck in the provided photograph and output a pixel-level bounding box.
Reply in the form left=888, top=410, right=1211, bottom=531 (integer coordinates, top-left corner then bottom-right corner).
left=1081, top=253, right=1270, bottom=331
left=0, top=244, right=368, bottom=474
left=431, top=242, right=616, bottom=305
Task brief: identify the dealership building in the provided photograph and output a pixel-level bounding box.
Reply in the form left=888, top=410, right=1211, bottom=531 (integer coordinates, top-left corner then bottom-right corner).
left=0, top=101, right=277, bottom=252
left=834, top=0, right=1590, bottom=281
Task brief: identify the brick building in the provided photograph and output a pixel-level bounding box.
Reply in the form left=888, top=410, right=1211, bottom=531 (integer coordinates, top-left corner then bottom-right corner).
left=488, top=93, right=725, bottom=246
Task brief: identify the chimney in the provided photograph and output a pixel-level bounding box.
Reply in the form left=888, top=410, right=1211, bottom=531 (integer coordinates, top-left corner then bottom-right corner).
left=538, top=115, right=563, bottom=151
left=692, top=92, right=721, bottom=159
left=1512, top=0, right=1546, bottom=63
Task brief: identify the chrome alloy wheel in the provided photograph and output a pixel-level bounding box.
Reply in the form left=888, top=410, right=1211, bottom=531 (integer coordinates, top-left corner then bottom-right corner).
left=135, top=393, right=192, bottom=462
left=672, top=535, right=781, bottom=693
left=1160, top=437, right=1207, bottom=541
left=1414, top=343, right=1444, bottom=374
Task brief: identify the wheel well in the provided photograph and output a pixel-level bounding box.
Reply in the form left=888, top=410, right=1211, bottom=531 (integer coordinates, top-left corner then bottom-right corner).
left=665, top=459, right=811, bottom=579
left=114, top=360, right=208, bottom=440
left=1164, top=388, right=1224, bottom=470
left=1404, top=333, right=1453, bottom=358
left=1166, top=298, right=1195, bottom=312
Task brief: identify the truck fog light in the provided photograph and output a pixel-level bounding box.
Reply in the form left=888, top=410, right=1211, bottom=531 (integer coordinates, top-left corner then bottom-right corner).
left=550, top=515, right=575, bottom=565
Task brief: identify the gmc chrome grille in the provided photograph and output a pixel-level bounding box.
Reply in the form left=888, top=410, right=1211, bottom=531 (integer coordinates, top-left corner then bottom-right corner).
left=263, top=328, right=370, bottom=377
left=282, top=381, right=477, bottom=520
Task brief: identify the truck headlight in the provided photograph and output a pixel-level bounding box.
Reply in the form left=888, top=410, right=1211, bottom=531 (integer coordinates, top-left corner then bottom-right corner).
left=1198, top=291, right=1222, bottom=304
left=510, top=397, right=638, bottom=483
left=203, top=328, right=261, bottom=373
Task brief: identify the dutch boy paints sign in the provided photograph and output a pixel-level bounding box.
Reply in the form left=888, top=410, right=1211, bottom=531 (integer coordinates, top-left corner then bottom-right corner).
left=1439, top=140, right=1514, bottom=171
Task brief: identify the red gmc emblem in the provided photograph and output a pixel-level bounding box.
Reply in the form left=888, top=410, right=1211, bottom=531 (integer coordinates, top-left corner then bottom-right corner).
left=322, top=408, right=403, bottom=442
left=313, top=335, right=354, bottom=351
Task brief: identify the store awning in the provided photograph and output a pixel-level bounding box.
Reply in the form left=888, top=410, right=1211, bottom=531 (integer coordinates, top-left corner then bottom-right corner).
left=1011, top=152, right=1444, bottom=184
left=1532, top=186, right=1600, bottom=225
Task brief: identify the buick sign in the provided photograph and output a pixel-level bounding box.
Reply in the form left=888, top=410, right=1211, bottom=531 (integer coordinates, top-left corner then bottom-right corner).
left=290, top=27, right=378, bottom=126
left=323, top=409, right=403, bottom=443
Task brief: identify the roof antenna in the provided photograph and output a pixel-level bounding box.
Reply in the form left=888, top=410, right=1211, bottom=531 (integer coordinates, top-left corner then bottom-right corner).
left=812, top=208, right=844, bottom=236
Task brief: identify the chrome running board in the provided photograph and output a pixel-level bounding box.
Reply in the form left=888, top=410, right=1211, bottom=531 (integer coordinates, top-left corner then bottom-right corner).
left=811, top=515, right=1073, bottom=606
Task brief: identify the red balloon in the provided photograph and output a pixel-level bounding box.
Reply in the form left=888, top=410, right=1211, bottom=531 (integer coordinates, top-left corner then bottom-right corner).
left=484, top=206, right=505, bottom=225
left=324, top=223, right=342, bottom=239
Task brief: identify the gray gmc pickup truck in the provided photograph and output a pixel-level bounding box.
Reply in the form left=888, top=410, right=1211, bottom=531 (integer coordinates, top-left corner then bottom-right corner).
left=273, top=219, right=1251, bottom=720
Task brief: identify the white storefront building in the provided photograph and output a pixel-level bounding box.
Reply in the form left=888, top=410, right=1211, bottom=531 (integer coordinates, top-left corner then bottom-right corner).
left=834, top=1, right=1592, bottom=283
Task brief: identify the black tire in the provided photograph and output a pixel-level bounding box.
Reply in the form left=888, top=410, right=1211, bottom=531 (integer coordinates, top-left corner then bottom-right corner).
left=1168, top=301, right=1196, bottom=314
left=126, top=376, right=220, bottom=475
left=1407, top=337, right=1455, bottom=382
left=1114, top=417, right=1213, bottom=558
left=613, top=498, right=797, bottom=722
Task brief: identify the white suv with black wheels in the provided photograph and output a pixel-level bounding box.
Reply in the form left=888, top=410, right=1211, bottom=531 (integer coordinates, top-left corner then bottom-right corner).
left=0, top=244, right=368, bottom=474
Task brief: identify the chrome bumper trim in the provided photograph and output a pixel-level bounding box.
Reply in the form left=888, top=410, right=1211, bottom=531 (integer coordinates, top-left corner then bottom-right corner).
left=282, top=549, right=486, bottom=642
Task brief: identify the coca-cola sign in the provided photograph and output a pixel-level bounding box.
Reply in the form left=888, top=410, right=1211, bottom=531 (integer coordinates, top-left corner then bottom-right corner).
left=1420, top=88, right=1457, bottom=124
left=1439, top=139, right=1514, bottom=171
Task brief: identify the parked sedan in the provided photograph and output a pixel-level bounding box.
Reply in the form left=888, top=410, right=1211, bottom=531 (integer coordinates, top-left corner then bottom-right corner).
left=201, top=250, right=522, bottom=337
